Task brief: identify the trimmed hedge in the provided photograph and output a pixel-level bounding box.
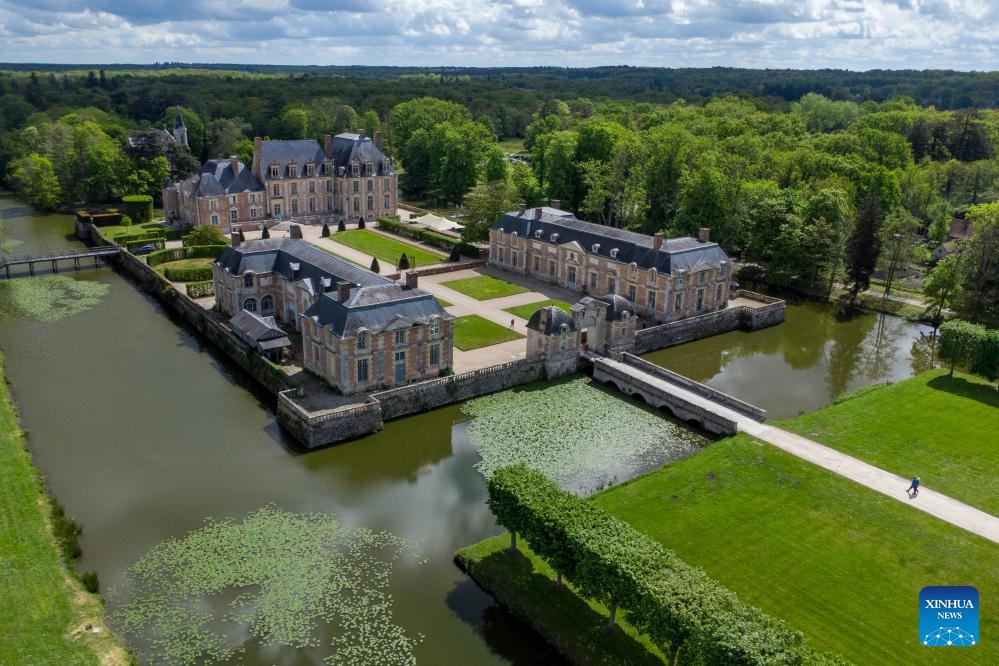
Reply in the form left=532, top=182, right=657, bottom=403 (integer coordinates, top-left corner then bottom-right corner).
left=164, top=266, right=213, bottom=282
left=147, top=245, right=226, bottom=268
left=377, top=215, right=481, bottom=259
left=487, top=465, right=849, bottom=666
left=121, top=195, right=154, bottom=224
left=186, top=281, right=215, bottom=299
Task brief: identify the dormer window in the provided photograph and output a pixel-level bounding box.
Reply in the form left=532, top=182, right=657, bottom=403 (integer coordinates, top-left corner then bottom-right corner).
left=591, top=243, right=600, bottom=253
left=306, top=161, right=315, bottom=177
left=357, top=329, right=369, bottom=351
left=534, top=230, right=543, bottom=239
left=649, top=268, right=658, bottom=286
left=351, top=162, right=360, bottom=177
left=430, top=316, right=440, bottom=336
left=269, top=163, right=279, bottom=178
left=629, top=262, right=638, bottom=280
left=550, top=233, right=559, bottom=243
left=610, top=248, right=619, bottom=258
left=288, top=162, right=299, bottom=178
left=365, top=162, right=373, bottom=176
left=323, top=159, right=333, bottom=174
left=243, top=272, right=254, bottom=288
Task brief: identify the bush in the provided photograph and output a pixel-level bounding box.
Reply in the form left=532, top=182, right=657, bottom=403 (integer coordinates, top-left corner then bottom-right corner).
left=370, top=257, right=380, bottom=272
left=164, top=266, right=213, bottom=282
left=80, top=571, right=99, bottom=593
left=321, top=223, right=330, bottom=237
left=338, top=219, right=346, bottom=232
left=398, top=253, right=410, bottom=270
left=121, top=194, right=154, bottom=224
left=184, top=224, right=228, bottom=247
left=358, top=218, right=366, bottom=229
left=186, top=281, right=215, bottom=298
left=449, top=245, right=461, bottom=263
left=148, top=245, right=226, bottom=268
left=261, top=225, right=271, bottom=239
left=49, top=498, right=82, bottom=563
left=121, top=215, right=133, bottom=227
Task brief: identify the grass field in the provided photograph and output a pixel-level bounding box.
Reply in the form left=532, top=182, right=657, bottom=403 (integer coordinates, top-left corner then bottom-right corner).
left=332, top=229, right=445, bottom=266
left=504, top=298, right=572, bottom=320
left=779, top=369, right=999, bottom=515
left=154, top=257, right=213, bottom=279
left=434, top=296, right=452, bottom=308
left=0, top=354, right=129, bottom=666
left=592, top=434, right=998, bottom=665
left=440, top=275, right=528, bottom=301
left=453, top=314, right=524, bottom=350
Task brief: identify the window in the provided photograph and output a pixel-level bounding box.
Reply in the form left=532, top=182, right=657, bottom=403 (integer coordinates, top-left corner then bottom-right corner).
left=430, top=318, right=440, bottom=336
left=649, top=268, right=658, bottom=286
left=357, top=330, right=368, bottom=350
left=394, top=330, right=406, bottom=346
left=353, top=181, right=359, bottom=192
left=366, top=162, right=373, bottom=176
left=250, top=208, right=258, bottom=219
left=568, top=266, right=576, bottom=284
left=229, top=195, right=237, bottom=205
left=273, top=203, right=281, bottom=216
left=533, top=255, right=540, bottom=272
left=269, top=164, right=279, bottom=178
left=210, top=214, right=219, bottom=225
left=629, top=262, right=638, bottom=280
left=674, top=293, right=682, bottom=312
left=327, top=196, right=334, bottom=211
left=357, top=358, right=369, bottom=382
left=353, top=197, right=360, bottom=212
left=394, top=350, right=406, bottom=382
left=648, top=290, right=656, bottom=311
left=591, top=243, right=600, bottom=253
left=696, top=288, right=705, bottom=311
left=291, top=200, right=299, bottom=214
left=429, top=343, right=440, bottom=366
left=229, top=210, right=238, bottom=221
left=367, top=196, right=374, bottom=210
left=498, top=247, right=505, bottom=263
left=243, top=273, right=254, bottom=288
left=243, top=298, right=257, bottom=312
left=716, top=284, right=724, bottom=301
left=352, top=163, right=359, bottom=177
left=272, top=184, right=280, bottom=196
left=209, top=199, right=218, bottom=210
left=308, top=198, right=316, bottom=213
left=383, top=194, right=391, bottom=208
left=549, top=261, right=556, bottom=277
left=290, top=183, right=298, bottom=195
left=589, top=272, right=597, bottom=288
left=367, top=180, right=373, bottom=192
left=289, top=164, right=298, bottom=178
left=699, top=271, right=706, bottom=285
left=261, top=295, right=274, bottom=312
left=608, top=276, right=616, bottom=293
left=628, top=285, right=636, bottom=302
left=308, top=181, right=315, bottom=193
left=306, top=162, right=315, bottom=176
left=383, top=178, right=390, bottom=191
left=512, top=252, right=518, bottom=267
left=610, top=248, right=619, bottom=258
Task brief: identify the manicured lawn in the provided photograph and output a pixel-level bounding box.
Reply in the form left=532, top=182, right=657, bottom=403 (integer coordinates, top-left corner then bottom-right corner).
left=434, top=296, right=452, bottom=308
left=592, top=435, right=998, bottom=665
left=453, top=315, right=523, bottom=351
left=98, top=222, right=181, bottom=241
left=440, top=275, right=528, bottom=301
left=332, top=229, right=445, bottom=266
left=456, top=537, right=665, bottom=666
left=0, top=354, right=129, bottom=666
left=779, top=369, right=999, bottom=516
left=153, top=257, right=213, bottom=279
left=504, top=298, right=572, bottom=320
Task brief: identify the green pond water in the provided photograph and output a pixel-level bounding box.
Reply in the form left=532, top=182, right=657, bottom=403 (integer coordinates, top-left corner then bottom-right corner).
left=0, top=194, right=932, bottom=663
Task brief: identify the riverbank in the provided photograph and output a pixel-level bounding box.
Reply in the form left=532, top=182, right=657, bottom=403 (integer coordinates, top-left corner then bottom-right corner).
left=0, top=352, right=130, bottom=665
left=458, top=372, right=999, bottom=665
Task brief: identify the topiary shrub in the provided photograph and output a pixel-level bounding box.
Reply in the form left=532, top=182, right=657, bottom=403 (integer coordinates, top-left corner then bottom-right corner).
left=358, top=218, right=366, bottom=229
left=448, top=245, right=461, bottom=263
left=398, top=253, right=410, bottom=270
left=338, top=219, right=346, bottom=232
left=321, top=223, right=330, bottom=237
left=121, top=194, right=154, bottom=224
left=120, top=215, right=133, bottom=227
left=370, top=257, right=380, bottom=272
left=261, top=225, right=271, bottom=239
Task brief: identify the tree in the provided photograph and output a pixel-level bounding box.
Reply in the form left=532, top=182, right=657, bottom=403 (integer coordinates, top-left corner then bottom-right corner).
left=7, top=152, right=61, bottom=209
left=337, top=219, right=346, bottom=232
left=370, top=257, right=380, bottom=272
left=321, top=223, right=330, bottom=237
left=958, top=202, right=999, bottom=324
left=206, top=117, right=250, bottom=159
left=923, top=254, right=962, bottom=328
left=398, top=253, right=410, bottom=270
left=388, top=97, right=471, bottom=154
left=939, top=319, right=985, bottom=377
left=187, top=223, right=227, bottom=246
left=510, top=163, right=543, bottom=207
left=462, top=179, right=520, bottom=243
left=844, top=194, right=884, bottom=303
left=480, top=145, right=509, bottom=183
left=448, top=245, right=461, bottom=263
left=261, top=225, right=271, bottom=239
left=541, top=130, right=579, bottom=208
left=359, top=110, right=381, bottom=138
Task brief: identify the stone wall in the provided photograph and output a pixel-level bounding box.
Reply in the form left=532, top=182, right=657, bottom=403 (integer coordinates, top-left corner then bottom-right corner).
left=619, top=353, right=766, bottom=421
left=634, top=290, right=785, bottom=354
left=276, top=392, right=384, bottom=449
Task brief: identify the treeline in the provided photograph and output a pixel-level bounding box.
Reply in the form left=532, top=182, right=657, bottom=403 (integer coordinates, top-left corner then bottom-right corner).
left=487, top=464, right=848, bottom=665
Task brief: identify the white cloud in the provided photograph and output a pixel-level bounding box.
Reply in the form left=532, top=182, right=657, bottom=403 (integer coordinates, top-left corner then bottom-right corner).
left=0, top=0, right=996, bottom=69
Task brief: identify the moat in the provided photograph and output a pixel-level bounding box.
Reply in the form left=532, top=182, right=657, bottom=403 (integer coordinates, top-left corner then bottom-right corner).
left=0, top=194, right=933, bottom=664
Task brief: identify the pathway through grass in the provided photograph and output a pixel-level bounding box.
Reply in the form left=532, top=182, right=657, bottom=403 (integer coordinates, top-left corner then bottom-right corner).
left=440, top=275, right=528, bottom=300
left=453, top=314, right=523, bottom=350
left=333, top=229, right=444, bottom=267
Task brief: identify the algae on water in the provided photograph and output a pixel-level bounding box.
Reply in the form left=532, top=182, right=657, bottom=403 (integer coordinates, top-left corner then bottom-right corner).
left=109, top=506, right=422, bottom=666
left=0, top=275, right=109, bottom=322
left=463, top=377, right=708, bottom=495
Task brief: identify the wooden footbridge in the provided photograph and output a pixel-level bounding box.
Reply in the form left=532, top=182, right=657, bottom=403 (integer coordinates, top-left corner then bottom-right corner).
left=0, top=245, right=123, bottom=278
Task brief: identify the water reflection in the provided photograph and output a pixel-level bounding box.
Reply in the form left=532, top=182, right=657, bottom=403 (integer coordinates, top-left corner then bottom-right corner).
left=643, top=300, right=933, bottom=418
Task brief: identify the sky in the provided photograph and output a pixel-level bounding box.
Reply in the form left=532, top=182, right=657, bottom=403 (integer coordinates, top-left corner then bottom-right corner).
left=0, top=1, right=997, bottom=71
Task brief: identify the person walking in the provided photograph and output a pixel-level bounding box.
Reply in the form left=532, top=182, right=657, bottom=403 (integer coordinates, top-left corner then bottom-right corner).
left=906, top=476, right=920, bottom=497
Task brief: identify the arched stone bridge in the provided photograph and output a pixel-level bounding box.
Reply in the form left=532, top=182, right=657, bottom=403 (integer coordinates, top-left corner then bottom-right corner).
left=590, top=352, right=766, bottom=436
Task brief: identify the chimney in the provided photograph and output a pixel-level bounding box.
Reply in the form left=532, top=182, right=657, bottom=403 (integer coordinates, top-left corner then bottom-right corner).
left=698, top=228, right=710, bottom=243
left=337, top=280, right=352, bottom=302
left=289, top=224, right=303, bottom=240
left=517, top=203, right=527, bottom=216
left=230, top=231, right=241, bottom=247
left=653, top=232, right=664, bottom=250
left=533, top=207, right=542, bottom=220
left=324, top=134, right=333, bottom=157
left=550, top=199, right=561, bottom=210
left=373, top=131, right=382, bottom=150
left=405, top=271, right=418, bottom=290
left=253, top=136, right=262, bottom=162
left=230, top=155, right=240, bottom=175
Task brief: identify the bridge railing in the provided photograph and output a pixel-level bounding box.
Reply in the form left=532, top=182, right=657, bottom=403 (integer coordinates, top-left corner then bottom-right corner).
left=0, top=245, right=123, bottom=265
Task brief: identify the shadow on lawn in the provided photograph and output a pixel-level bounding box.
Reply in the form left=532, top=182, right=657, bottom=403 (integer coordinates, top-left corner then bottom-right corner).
left=460, top=548, right=664, bottom=666
left=927, top=374, right=999, bottom=407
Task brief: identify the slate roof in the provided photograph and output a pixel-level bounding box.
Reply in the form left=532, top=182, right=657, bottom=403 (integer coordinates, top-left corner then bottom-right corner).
left=304, top=284, right=450, bottom=338
left=331, top=133, right=395, bottom=176
left=259, top=140, right=329, bottom=178
left=526, top=306, right=575, bottom=335
left=230, top=310, right=291, bottom=350
left=492, top=208, right=728, bottom=276
left=182, top=158, right=263, bottom=198
left=215, top=239, right=390, bottom=295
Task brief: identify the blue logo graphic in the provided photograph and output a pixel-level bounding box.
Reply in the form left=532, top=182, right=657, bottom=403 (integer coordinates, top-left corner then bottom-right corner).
left=920, top=586, right=978, bottom=647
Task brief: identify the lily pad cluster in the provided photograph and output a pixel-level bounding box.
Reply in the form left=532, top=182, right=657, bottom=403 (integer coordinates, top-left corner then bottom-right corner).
left=0, top=275, right=109, bottom=322
left=109, top=507, right=421, bottom=665
left=463, top=378, right=708, bottom=495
